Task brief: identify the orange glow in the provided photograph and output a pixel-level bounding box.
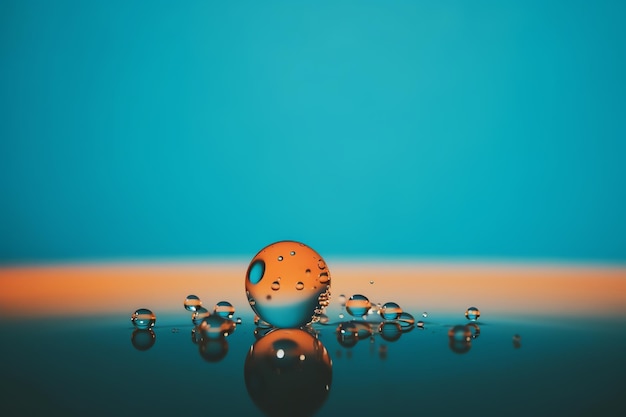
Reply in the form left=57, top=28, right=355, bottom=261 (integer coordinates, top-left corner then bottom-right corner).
left=1, top=261, right=625, bottom=318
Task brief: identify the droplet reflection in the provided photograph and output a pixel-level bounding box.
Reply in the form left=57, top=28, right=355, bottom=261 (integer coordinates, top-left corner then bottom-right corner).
left=244, top=329, right=332, bottom=417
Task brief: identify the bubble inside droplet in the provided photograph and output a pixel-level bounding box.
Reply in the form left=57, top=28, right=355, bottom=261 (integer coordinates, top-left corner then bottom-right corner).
left=465, top=306, right=481, bottom=321
left=245, top=241, right=331, bottom=328
left=214, top=301, right=235, bottom=319
left=131, top=308, right=156, bottom=329
left=345, top=294, right=371, bottom=317
left=380, top=302, right=403, bottom=320
left=192, top=307, right=210, bottom=325
left=184, top=295, right=202, bottom=312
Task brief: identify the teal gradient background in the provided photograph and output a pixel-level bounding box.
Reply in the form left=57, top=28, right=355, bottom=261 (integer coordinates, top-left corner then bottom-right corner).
left=1, top=0, right=625, bottom=264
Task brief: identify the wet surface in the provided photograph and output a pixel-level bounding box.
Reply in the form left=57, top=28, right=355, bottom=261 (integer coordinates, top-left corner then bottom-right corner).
left=1, top=310, right=625, bottom=417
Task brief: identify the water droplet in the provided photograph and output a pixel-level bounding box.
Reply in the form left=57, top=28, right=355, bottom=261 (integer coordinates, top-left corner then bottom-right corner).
left=345, top=294, right=371, bottom=317
left=245, top=241, right=331, bottom=328
left=249, top=299, right=256, bottom=306
left=290, top=251, right=296, bottom=256
left=369, top=280, right=374, bottom=284
left=318, top=272, right=330, bottom=284
left=131, top=308, right=156, bottom=329
left=214, top=301, right=235, bottom=319
left=417, top=320, right=425, bottom=329
left=271, top=281, right=281, bottom=290
left=397, top=312, right=415, bottom=328
left=318, top=259, right=327, bottom=270
left=380, top=302, right=402, bottom=320
left=236, top=317, right=242, bottom=324
left=192, top=307, right=210, bottom=325
left=184, top=295, right=202, bottom=312
left=465, top=306, right=481, bottom=321
left=339, top=313, right=344, bottom=319
left=422, top=312, right=428, bottom=318
left=337, top=294, right=346, bottom=306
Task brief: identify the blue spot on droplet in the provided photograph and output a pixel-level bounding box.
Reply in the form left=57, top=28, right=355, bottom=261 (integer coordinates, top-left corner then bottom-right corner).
left=248, top=260, right=265, bottom=284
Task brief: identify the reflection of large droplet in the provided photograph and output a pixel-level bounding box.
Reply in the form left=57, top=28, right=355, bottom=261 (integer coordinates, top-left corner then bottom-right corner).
left=345, top=294, right=371, bottom=317
left=465, top=306, right=480, bottom=321
left=131, top=329, right=156, bottom=351
left=184, top=295, right=202, bottom=312
left=131, top=308, right=156, bottom=329
left=245, top=241, right=331, bottom=328
left=245, top=329, right=332, bottom=417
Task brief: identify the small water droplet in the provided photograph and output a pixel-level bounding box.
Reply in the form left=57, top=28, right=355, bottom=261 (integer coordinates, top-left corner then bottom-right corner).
left=339, top=313, right=344, bottom=319
left=184, top=295, right=202, bottom=312
left=346, top=294, right=371, bottom=317
left=465, top=306, right=481, bottom=321
left=192, top=307, right=210, bottom=325
left=236, top=317, right=242, bottom=324
left=422, top=312, right=428, bottom=318
left=131, top=308, right=156, bottom=329
left=318, top=272, right=330, bottom=284
left=380, top=302, right=402, bottom=320
left=337, top=294, right=346, bottom=306
left=369, top=280, right=374, bottom=284
left=296, top=281, right=304, bottom=290
left=318, top=259, right=327, bottom=270
left=214, top=301, right=235, bottom=319
left=278, top=256, right=284, bottom=261
left=417, top=320, right=425, bottom=329
left=290, top=251, right=296, bottom=256
left=271, top=281, right=281, bottom=290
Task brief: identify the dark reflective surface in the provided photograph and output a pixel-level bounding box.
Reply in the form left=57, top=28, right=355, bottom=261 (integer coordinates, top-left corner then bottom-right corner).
left=1, top=312, right=625, bottom=416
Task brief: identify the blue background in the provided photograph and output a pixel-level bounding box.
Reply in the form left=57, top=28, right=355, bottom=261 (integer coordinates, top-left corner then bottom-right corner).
left=1, top=0, right=625, bottom=264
